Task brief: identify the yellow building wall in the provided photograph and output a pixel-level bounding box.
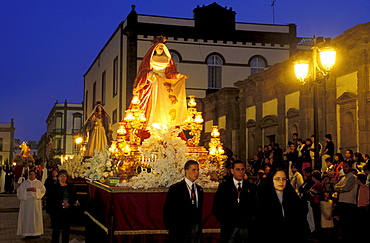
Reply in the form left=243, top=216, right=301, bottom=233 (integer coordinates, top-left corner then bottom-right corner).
left=262, top=99, right=278, bottom=117
left=335, top=71, right=359, bottom=151
left=246, top=106, right=256, bottom=122
left=336, top=71, right=358, bottom=98
left=218, top=116, right=226, bottom=129
left=285, top=91, right=300, bottom=111
left=205, top=120, right=213, bottom=133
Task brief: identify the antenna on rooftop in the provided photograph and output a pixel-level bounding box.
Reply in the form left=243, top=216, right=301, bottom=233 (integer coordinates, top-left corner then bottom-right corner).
left=270, top=0, right=277, bottom=24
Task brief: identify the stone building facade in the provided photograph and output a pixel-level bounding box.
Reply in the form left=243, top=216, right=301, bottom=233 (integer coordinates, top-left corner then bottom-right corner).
left=83, top=3, right=300, bottom=139
left=203, top=22, right=370, bottom=160
left=38, top=100, right=83, bottom=164
left=0, top=119, right=15, bottom=165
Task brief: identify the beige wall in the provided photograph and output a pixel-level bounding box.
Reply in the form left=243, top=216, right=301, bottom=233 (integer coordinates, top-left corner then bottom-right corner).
left=0, top=122, right=14, bottom=164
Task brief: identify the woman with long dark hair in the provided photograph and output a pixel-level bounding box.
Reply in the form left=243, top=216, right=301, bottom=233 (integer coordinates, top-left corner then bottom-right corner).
left=257, top=167, right=309, bottom=243
left=353, top=152, right=366, bottom=172
left=333, top=153, right=344, bottom=182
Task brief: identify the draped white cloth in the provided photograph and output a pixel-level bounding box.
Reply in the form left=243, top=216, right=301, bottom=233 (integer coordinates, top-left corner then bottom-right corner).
left=147, top=54, right=187, bottom=127
left=16, top=179, right=46, bottom=236
left=41, top=168, right=48, bottom=184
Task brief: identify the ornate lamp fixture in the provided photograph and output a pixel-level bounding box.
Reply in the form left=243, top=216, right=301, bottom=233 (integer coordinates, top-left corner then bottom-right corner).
left=123, top=95, right=146, bottom=146
left=294, top=38, right=336, bottom=85
left=183, top=95, right=204, bottom=147
left=208, top=126, right=227, bottom=163
left=293, top=37, right=336, bottom=168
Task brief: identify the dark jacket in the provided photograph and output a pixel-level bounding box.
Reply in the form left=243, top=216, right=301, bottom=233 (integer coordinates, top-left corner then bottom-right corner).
left=163, top=179, right=204, bottom=242
left=44, top=176, right=57, bottom=213
left=257, top=181, right=309, bottom=243
left=301, top=144, right=312, bottom=162
left=286, top=149, right=299, bottom=163
left=49, top=182, right=77, bottom=228
left=212, top=179, right=257, bottom=242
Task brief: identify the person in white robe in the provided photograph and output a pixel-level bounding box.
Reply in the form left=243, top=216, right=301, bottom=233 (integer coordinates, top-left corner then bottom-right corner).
left=17, top=169, right=46, bottom=238
left=0, top=167, right=6, bottom=193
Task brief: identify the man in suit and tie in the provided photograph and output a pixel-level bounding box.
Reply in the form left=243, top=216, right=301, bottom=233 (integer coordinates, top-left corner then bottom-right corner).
left=163, top=160, right=204, bottom=243
left=212, top=160, right=257, bottom=243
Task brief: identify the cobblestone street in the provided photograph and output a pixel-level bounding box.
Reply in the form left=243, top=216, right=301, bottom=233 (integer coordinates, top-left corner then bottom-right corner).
left=0, top=193, right=85, bottom=243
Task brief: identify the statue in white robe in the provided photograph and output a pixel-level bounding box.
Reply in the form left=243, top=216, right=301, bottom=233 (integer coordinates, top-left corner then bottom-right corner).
left=131, top=36, right=188, bottom=128
left=16, top=172, right=46, bottom=237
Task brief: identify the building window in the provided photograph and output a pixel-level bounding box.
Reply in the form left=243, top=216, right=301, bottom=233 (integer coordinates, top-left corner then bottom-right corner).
left=55, top=112, right=63, bottom=130
left=207, top=55, right=223, bottom=89
left=102, top=71, right=106, bottom=105
left=56, top=138, right=62, bottom=150
left=0, top=138, right=3, bottom=151
left=73, top=113, right=82, bottom=134
left=112, top=109, right=117, bottom=124
left=249, top=56, right=266, bottom=75
left=113, top=56, right=118, bottom=97
left=85, top=90, right=88, bottom=117
left=92, top=81, right=96, bottom=108
left=171, top=52, right=180, bottom=69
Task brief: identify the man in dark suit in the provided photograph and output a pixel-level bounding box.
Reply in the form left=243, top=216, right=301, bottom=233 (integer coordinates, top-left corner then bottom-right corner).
left=212, top=160, right=257, bottom=243
left=163, top=160, right=204, bottom=243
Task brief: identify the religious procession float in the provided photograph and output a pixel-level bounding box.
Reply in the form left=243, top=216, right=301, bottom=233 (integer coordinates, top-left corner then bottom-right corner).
left=58, top=36, right=226, bottom=242
left=60, top=36, right=227, bottom=190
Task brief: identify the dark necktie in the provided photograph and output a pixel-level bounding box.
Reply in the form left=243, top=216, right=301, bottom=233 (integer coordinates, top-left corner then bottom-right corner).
left=191, top=183, right=197, bottom=208
left=237, top=182, right=242, bottom=192
left=237, top=182, right=241, bottom=203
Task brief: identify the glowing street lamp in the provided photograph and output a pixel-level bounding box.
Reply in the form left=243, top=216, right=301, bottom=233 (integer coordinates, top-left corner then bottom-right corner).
left=294, top=37, right=336, bottom=168
left=75, top=137, right=83, bottom=144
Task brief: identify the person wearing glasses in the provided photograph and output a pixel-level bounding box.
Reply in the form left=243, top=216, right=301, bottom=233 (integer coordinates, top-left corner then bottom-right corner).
left=16, top=169, right=46, bottom=239
left=49, top=170, right=77, bottom=243
left=212, top=160, right=257, bottom=243
left=256, top=167, right=308, bottom=243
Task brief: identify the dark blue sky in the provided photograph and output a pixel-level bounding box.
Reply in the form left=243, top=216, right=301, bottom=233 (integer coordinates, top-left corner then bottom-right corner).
left=1, top=0, right=369, bottom=142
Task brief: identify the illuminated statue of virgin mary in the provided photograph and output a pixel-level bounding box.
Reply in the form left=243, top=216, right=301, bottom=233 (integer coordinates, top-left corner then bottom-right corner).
left=131, top=36, right=188, bottom=128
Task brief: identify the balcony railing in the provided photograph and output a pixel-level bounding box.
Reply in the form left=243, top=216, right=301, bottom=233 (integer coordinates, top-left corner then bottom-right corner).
left=52, top=129, right=65, bottom=135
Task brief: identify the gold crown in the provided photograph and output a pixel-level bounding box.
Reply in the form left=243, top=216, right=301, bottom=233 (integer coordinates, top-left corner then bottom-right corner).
left=151, top=35, right=167, bottom=45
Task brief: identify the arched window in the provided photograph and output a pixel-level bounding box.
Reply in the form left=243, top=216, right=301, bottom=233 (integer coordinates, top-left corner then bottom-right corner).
left=171, top=52, right=180, bottom=68
left=207, top=55, right=223, bottom=89
left=249, top=56, right=266, bottom=75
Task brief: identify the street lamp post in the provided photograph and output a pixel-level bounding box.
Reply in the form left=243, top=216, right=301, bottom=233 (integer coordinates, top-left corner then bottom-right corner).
left=294, top=37, right=336, bottom=169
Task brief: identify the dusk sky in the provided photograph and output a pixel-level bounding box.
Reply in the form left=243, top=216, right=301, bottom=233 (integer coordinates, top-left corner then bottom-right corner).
left=1, top=0, right=369, bottom=143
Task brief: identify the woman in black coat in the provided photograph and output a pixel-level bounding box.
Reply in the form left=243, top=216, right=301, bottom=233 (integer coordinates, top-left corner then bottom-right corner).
left=256, top=166, right=309, bottom=243
left=44, top=168, right=58, bottom=213
left=49, top=170, right=77, bottom=243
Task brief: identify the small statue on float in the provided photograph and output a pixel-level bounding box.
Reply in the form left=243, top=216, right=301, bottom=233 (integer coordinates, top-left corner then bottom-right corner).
left=13, top=142, right=35, bottom=166
left=82, top=104, right=114, bottom=158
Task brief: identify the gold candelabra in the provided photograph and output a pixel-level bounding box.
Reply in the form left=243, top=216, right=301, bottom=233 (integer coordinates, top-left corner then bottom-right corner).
left=123, top=95, right=146, bottom=146
left=108, top=95, right=147, bottom=181
left=208, top=126, right=227, bottom=163
left=183, top=95, right=204, bottom=147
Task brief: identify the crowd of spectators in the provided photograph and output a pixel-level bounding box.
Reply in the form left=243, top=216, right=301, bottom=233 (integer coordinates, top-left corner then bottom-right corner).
left=246, top=133, right=370, bottom=242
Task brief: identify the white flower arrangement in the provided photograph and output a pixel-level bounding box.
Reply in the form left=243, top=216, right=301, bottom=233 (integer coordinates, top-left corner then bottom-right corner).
left=116, top=124, right=220, bottom=189
left=117, top=124, right=188, bottom=189
left=59, top=154, right=87, bottom=179
left=197, top=160, right=221, bottom=188
left=84, top=149, right=114, bottom=182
